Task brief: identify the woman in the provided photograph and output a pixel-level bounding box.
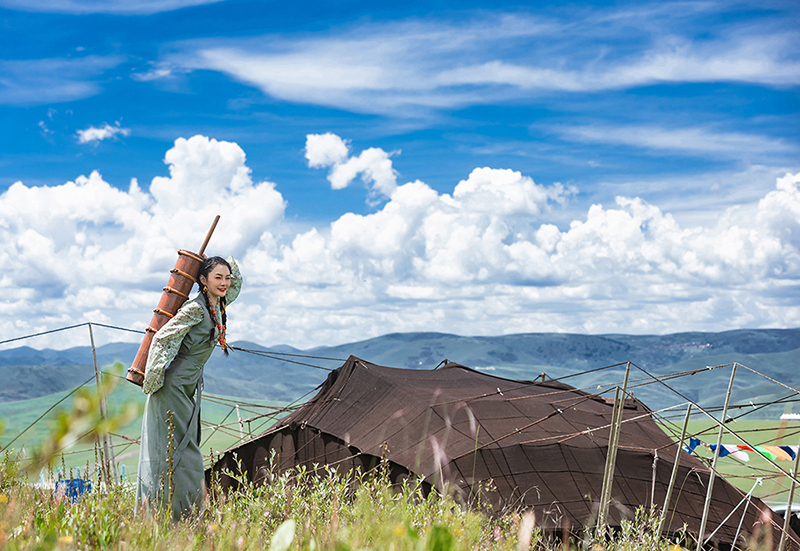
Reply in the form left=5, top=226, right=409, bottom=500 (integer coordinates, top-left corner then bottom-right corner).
left=136, top=255, right=242, bottom=521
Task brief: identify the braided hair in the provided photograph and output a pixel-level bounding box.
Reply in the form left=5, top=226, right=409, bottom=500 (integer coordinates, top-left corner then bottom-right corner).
left=198, top=256, right=231, bottom=356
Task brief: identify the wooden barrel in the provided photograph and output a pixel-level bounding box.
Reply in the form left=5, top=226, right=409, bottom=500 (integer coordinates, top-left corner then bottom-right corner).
left=126, top=249, right=204, bottom=386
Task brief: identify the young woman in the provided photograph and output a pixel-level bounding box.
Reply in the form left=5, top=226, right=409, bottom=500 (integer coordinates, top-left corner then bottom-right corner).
left=136, top=255, right=242, bottom=521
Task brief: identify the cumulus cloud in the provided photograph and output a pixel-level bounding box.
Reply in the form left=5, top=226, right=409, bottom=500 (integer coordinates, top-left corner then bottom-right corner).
left=77, top=122, right=131, bottom=144
left=0, top=135, right=285, bottom=347
left=2, top=134, right=799, bottom=350
left=305, top=133, right=398, bottom=201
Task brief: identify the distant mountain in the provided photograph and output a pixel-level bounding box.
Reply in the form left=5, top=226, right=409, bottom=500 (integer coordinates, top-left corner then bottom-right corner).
left=2, top=329, right=798, bottom=417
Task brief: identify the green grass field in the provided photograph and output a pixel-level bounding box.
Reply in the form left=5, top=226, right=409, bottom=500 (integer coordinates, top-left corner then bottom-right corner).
left=655, top=417, right=800, bottom=508
left=2, top=373, right=798, bottom=511
left=1, top=377, right=797, bottom=549
left=0, top=373, right=286, bottom=482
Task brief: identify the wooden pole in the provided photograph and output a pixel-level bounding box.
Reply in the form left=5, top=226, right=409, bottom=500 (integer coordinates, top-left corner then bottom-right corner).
left=597, top=362, right=631, bottom=535
left=658, top=403, right=693, bottom=538
left=698, top=362, right=738, bottom=548
left=198, top=215, right=220, bottom=257
left=650, top=449, right=659, bottom=508
left=89, top=323, right=116, bottom=486
left=778, top=433, right=800, bottom=551
left=597, top=386, right=621, bottom=533
left=236, top=404, right=244, bottom=441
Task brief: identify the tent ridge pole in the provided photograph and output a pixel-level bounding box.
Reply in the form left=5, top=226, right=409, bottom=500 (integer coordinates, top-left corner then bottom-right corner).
left=658, top=403, right=692, bottom=538
left=778, top=433, right=800, bottom=551
left=597, top=361, right=631, bottom=536
left=698, top=362, right=737, bottom=548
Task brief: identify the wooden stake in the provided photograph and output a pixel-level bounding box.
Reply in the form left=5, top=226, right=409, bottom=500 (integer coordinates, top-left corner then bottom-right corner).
left=698, top=362, right=738, bottom=548
left=236, top=404, right=244, bottom=441
left=597, top=361, right=631, bottom=535
left=89, top=323, right=116, bottom=487
left=778, top=433, right=800, bottom=551
left=658, top=403, right=692, bottom=538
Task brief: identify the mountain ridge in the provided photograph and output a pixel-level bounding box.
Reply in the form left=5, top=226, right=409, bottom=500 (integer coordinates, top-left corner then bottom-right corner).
left=1, top=328, right=798, bottom=416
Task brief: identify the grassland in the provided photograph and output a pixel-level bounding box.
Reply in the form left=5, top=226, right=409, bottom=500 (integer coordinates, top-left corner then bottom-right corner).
left=0, top=374, right=796, bottom=549
left=0, top=371, right=285, bottom=484
left=0, top=448, right=713, bottom=551
left=655, top=418, right=800, bottom=508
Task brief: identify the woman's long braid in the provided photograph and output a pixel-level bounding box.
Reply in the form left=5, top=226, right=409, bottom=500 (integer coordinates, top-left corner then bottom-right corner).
left=218, top=295, right=229, bottom=356
left=202, top=286, right=229, bottom=357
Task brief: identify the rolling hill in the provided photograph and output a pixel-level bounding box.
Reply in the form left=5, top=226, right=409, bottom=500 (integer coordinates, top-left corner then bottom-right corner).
left=0, top=328, right=797, bottom=416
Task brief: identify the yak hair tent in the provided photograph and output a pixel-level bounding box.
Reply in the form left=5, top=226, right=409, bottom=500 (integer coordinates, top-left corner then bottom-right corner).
left=208, top=356, right=797, bottom=549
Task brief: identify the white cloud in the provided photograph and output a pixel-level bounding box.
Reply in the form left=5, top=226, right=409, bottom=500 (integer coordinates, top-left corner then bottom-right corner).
left=0, top=135, right=286, bottom=347
left=437, top=36, right=800, bottom=91
left=172, top=10, right=800, bottom=116
left=0, top=0, right=222, bottom=14
left=77, top=122, right=131, bottom=144
left=554, top=124, right=796, bottom=158
left=305, top=133, right=398, bottom=201
left=305, top=133, right=350, bottom=169
left=2, top=134, right=800, bottom=350
left=0, top=56, right=124, bottom=106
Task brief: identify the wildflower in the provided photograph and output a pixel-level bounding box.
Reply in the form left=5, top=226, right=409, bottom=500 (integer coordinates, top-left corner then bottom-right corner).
left=392, top=524, right=405, bottom=537
left=58, top=535, right=74, bottom=543
left=492, top=525, right=503, bottom=541
left=0, top=494, right=7, bottom=503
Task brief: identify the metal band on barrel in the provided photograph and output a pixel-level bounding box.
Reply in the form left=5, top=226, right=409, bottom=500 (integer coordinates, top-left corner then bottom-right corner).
left=127, top=367, right=145, bottom=376
left=178, top=249, right=204, bottom=263
left=153, top=308, right=174, bottom=318
left=170, top=268, right=197, bottom=282
left=163, top=286, right=190, bottom=299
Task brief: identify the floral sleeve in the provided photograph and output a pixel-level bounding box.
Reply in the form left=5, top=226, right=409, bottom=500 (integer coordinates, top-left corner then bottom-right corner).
left=225, top=256, right=243, bottom=304
left=142, top=301, right=205, bottom=394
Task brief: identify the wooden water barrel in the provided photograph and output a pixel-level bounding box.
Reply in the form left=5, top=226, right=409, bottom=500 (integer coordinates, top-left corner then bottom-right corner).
left=127, top=217, right=219, bottom=386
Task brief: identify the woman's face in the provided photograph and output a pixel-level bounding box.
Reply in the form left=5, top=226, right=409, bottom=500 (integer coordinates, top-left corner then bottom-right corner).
left=200, top=264, right=232, bottom=302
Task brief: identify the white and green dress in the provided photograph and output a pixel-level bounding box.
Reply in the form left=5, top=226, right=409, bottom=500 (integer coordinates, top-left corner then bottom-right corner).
left=136, top=258, right=241, bottom=521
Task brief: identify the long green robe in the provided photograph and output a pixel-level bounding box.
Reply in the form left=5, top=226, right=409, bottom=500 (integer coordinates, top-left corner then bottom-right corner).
left=136, top=258, right=241, bottom=521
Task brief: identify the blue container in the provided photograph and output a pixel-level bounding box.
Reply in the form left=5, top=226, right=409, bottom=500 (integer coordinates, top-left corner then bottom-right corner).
left=55, top=479, right=92, bottom=502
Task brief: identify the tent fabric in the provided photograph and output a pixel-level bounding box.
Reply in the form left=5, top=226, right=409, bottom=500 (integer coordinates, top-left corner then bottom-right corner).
left=208, top=356, right=797, bottom=548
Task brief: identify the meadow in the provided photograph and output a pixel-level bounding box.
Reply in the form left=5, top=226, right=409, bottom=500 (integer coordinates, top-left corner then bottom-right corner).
left=0, top=445, right=706, bottom=551
left=0, top=371, right=285, bottom=482
left=0, top=363, right=798, bottom=549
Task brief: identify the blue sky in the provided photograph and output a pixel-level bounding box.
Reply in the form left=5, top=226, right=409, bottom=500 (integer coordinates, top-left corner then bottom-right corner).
left=1, top=0, right=799, bottom=349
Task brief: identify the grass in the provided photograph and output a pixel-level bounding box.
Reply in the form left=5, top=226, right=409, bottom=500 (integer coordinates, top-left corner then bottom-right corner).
left=0, top=369, right=797, bottom=549
left=0, top=448, right=701, bottom=551
left=0, top=369, right=285, bottom=482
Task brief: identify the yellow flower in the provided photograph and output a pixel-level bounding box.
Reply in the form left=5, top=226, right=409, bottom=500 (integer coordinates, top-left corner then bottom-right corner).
left=668, top=545, right=685, bottom=551
left=0, top=494, right=7, bottom=503
left=58, top=535, right=74, bottom=543
left=392, top=524, right=405, bottom=537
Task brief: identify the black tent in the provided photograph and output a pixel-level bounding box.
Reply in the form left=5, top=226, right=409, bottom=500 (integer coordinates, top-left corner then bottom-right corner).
left=209, top=356, right=797, bottom=549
